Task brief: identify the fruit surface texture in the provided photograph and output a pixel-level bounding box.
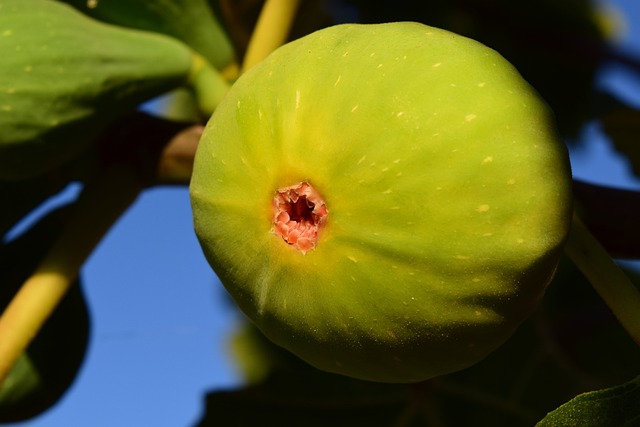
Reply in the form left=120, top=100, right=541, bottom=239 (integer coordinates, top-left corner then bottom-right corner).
left=190, top=22, right=572, bottom=383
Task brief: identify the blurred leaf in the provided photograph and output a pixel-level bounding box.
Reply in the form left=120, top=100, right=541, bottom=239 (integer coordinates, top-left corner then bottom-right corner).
left=602, top=105, right=640, bottom=179
left=0, top=0, right=195, bottom=180
left=196, top=363, right=419, bottom=427
left=0, top=282, right=89, bottom=422
left=61, top=0, right=236, bottom=71
left=228, top=316, right=328, bottom=385
left=228, top=321, right=280, bottom=384
left=0, top=174, right=67, bottom=238
left=536, top=375, right=640, bottom=427
left=0, top=204, right=90, bottom=422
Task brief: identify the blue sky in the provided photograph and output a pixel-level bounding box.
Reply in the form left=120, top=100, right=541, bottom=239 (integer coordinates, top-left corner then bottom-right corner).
left=4, top=1, right=640, bottom=426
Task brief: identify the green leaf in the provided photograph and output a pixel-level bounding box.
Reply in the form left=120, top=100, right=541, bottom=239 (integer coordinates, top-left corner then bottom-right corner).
left=0, top=0, right=195, bottom=180
left=61, top=0, right=236, bottom=71
left=536, top=375, right=640, bottom=427
left=0, top=204, right=90, bottom=422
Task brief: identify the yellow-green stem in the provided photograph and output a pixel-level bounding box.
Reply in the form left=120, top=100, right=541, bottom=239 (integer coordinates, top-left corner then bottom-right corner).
left=0, top=166, right=142, bottom=384
left=189, top=53, right=231, bottom=118
left=241, top=0, right=301, bottom=73
left=564, top=210, right=640, bottom=346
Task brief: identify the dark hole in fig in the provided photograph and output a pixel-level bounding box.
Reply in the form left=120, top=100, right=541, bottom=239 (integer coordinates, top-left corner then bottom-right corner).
left=287, top=196, right=316, bottom=224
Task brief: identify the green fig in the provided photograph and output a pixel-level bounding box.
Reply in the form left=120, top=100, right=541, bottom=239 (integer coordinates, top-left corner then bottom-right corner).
left=190, top=22, right=572, bottom=383
left=0, top=0, right=195, bottom=180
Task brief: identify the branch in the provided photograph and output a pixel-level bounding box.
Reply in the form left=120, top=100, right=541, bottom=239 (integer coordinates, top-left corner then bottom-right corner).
left=572, top=179, right=640, bottom=259
left=241, top=0, right=302, bottom=73
left=564, top=211, right=640, bottom=347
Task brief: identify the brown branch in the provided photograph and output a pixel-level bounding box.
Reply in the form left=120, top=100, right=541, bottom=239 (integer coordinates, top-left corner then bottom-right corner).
left=573, top=179, right=640, bottom=259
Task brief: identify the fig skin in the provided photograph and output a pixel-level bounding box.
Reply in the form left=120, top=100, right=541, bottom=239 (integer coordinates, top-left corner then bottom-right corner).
left=190, top=22, right=572, bottom=383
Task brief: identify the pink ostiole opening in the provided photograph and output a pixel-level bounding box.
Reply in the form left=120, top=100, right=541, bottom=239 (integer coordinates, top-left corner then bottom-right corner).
left=272, top=181, right=328, bottom=254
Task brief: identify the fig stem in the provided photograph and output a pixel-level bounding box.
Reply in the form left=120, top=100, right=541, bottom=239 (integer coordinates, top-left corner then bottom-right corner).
left=0, top=166, right=142, bottom=385
left=188, top=53, right=231, bottom=117
left=240, top=0, right=301, bottom=73
left=564, top=210, right=640, bottom=347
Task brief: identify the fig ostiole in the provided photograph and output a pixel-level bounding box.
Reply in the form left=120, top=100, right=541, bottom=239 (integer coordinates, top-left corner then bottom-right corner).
left=272, top=181, right=328, bottom=253
left=190, top=22, right=572, bottom=383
